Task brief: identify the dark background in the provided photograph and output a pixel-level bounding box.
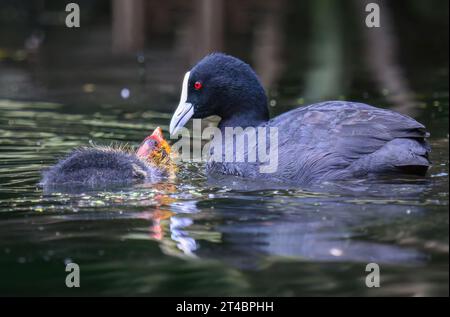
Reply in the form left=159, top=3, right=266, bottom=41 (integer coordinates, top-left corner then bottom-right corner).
left=0, top=0, right=448, bottom=134
left=0, top=0, right=448, bottom=296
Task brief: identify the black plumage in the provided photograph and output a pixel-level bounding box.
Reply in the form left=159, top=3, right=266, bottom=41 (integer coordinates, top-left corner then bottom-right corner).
left=40, top=147, right=166, bottom=188
left=171, top=53, right=431, bottom=185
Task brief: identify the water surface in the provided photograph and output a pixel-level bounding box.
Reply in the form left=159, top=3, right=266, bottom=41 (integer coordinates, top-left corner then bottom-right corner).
left=0, top=0, right=448, bottom=296
left=0, top=97, right=448, bottom=296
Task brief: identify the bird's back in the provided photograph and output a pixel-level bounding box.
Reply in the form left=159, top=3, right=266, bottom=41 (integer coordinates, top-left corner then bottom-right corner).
left=207, top=101, right=431, bottom=185
left=40, top=147, right=158, bottom=187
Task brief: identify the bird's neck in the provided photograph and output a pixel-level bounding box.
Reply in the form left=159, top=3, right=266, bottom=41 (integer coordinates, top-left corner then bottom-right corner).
left=218, top=94, right=269, bottom=130
left=218, top=112, right=267, bottom=130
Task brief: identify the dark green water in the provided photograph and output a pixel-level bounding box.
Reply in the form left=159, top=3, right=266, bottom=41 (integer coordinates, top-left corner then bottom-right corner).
left=0, top=93, right=448, bottom=296
left=0, top=0, right=448, bottom=296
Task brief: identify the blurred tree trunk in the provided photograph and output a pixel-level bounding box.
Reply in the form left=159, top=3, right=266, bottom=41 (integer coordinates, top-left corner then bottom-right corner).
left=193, top=0, right=224, bottom=62
left=355, top=0, right=416, bottom=116
left=304, top=0, right=345, bottom=103
left=253, top=0, right=286, bottom=90
left=112, top=0, right=145, bottom=54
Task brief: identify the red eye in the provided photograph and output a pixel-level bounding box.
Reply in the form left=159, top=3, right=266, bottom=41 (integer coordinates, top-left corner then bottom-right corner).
left=194, top=81, right=202, bottom=90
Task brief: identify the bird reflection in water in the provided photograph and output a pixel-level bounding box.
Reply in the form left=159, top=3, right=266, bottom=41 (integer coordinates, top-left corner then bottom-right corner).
left=133, top=180, right=426, bottom=268
left=136, top=183, right=199, bottom=257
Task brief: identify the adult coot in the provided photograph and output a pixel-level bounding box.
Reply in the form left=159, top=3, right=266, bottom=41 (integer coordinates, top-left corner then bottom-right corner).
left=41, top=127, right=175, bottom=188
left=169, top=53, right=430, bottom=185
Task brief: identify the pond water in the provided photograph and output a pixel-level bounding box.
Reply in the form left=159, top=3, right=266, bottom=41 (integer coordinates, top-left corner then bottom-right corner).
left=0, top=94, right=448, bottom=296
left=0, top=1, right=449, bottom=296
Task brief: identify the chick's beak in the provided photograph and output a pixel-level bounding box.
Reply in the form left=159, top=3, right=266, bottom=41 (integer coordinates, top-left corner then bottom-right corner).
left=150, top=127, right=164, bottom=144
left=136, top=127, right=171, bottom=159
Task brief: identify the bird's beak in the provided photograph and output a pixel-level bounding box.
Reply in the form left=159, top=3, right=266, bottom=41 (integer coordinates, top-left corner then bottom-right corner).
left=169, top=71, right=194, bottom=136
left=150, top=126, right=165, bottom=143
left=136, top=127, right=171, bottom=159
